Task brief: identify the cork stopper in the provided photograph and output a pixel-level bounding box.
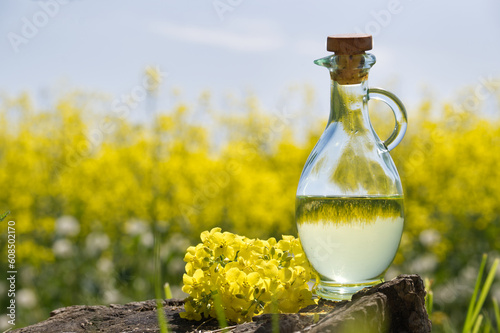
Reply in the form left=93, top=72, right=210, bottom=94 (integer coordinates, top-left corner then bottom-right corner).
left=327, top=34, right=372, bottom=55
left=324, top=34, right=373, bottom=84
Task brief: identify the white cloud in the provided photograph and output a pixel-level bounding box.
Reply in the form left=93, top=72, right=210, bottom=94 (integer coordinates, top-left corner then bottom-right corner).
left=149, top=19, right=285, bottom=53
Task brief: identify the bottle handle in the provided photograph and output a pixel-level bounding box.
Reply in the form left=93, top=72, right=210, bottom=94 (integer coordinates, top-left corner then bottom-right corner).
left=368, top=87, right=408, bottom=151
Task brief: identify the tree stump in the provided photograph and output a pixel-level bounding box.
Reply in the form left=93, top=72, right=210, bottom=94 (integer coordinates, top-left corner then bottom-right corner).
left=12, top=274, right=431, bottom=333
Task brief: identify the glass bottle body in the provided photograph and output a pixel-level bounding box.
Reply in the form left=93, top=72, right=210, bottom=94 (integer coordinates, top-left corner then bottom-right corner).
left=296, top=53, right=407, bottom=300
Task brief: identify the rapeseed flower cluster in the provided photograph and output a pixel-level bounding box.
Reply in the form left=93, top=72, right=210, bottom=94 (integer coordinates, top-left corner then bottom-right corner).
left=180, top=228, right=317, bottom=323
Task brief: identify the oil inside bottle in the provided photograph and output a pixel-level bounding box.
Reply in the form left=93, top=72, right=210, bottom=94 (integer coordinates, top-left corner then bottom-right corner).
left=296, top=196, right=404, bottom=284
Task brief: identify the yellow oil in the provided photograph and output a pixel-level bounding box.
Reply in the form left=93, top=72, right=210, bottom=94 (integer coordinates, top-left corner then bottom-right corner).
left=296, top=196, right=404, bottom=284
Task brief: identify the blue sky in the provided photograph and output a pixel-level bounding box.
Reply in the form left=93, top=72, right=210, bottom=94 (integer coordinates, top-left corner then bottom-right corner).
left=1, top=0, right=499, bottom=117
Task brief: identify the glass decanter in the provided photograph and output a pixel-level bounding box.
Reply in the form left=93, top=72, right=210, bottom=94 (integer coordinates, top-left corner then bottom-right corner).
left=296, top=34, right=408, bottom=300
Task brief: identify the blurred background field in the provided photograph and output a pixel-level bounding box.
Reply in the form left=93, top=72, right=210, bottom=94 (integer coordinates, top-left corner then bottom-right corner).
left=1, top=1, right=500, bottom=332
left=1, top=82, right=499, bottom=331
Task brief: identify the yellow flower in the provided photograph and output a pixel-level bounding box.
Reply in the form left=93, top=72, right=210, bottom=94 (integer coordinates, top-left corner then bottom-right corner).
left=255, top=258, right=279, bottom=277
left=180, top=229, right=318, bottom=323
left=179, top=298, right=202, bottom=321
left=200, top=227, right=222, bottom=243
left=182, top=268, right=206, bottom=297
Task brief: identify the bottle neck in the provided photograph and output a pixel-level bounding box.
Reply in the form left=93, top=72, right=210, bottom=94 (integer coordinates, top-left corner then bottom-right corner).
left=328, top=80, right=372, bottom=134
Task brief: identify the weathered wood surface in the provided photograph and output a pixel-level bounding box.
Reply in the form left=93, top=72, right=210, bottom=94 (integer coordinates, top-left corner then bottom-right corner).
left=13, top=274, right=431, bottom=333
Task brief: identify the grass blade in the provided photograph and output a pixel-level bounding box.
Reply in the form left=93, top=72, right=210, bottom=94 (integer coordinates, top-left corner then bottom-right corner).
left=424, top=278, right=433, bottom=316
left=154, top=234, right=170, bottom=333
left=482, top=316, right=491, bottom=333
left=212, top=291, right=228, bottom=330
left=164, top=282, right=173, bottom=299
left=156, top=299, right=169, bottom=333
left=464, top=254, right=488, bottom=333
left=492, top=298, right=500, bottom=333
left=271, top=295, right=279, bottom=333
left=0, top=211, right=9, bottom=222
left=472, top=314, right=483, bottom=333
left=470, top=258, right=500, bottom=331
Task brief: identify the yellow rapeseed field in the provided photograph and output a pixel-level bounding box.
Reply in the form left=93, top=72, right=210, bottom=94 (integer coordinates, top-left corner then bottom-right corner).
left=0, top=85, right=499, bottom=328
